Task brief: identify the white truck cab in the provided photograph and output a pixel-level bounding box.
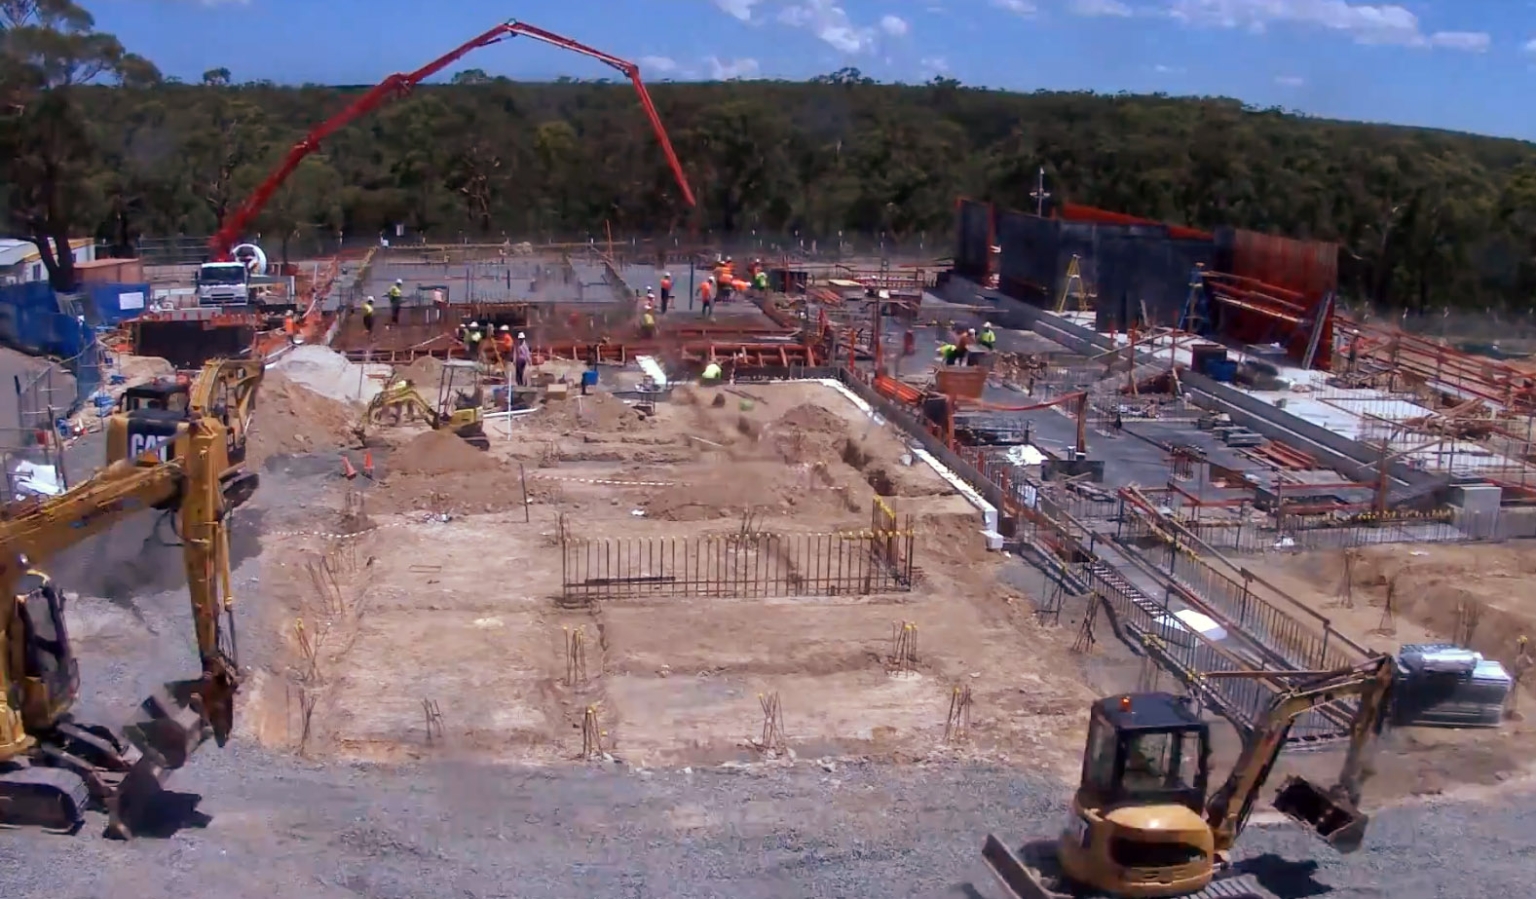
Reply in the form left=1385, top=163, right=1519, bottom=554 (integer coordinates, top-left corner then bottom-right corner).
left=196, top=262, right=252, bottom=307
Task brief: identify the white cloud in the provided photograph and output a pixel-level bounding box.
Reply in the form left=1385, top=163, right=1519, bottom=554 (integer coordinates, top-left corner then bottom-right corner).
left=920, top=55, right=950, bottom=73
left=640, top=56, right=678, bottom=73
left=713, top=0, right=762, bottom=21
left=779, top=1, right=877, bottom=53
left=1152, top=63, right=1185, bottom=73
left=1069, top=0, right=1132, bottom=15
left=1524, top=37, right=1536, bottom=54
left=991, top=0, right=1037, bottom=13
left=1275, top=74, right=1305, bottom=85
left=1165, top=0, right=1488, bottom=51
left=880, top=14, right=910, bottom=35
left=1428, top=31, right=1489, bottom=52
left=705, top=56, right=761, bottom=79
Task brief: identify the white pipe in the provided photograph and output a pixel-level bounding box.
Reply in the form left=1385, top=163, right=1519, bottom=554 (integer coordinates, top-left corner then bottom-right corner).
left=636, top=355, right=668, bottom=389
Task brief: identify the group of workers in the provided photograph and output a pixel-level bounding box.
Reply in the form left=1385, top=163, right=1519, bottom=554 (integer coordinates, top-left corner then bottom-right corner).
left=938, top=321, right=998, bottom=366
left=636, top=256, right=773, bottom=330
left=453, top=320, right=533, bottom=385
left=359, top=278, right=410, bottom=336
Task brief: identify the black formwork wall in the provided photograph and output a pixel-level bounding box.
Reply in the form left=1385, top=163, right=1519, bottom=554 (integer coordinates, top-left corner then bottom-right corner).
left=996, top=210, right=1056, bottom=304
left=993, top=208, right=1215, bottom=329
left=1088, top=227, right=1215, bottom=331
left=954, top=200, right=992, bottom=281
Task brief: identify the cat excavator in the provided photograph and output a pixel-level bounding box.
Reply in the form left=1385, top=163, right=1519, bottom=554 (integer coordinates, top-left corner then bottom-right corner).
left=0, top=397, right=257, bottom=837
left=355, top=377, right=490, bottom=451
left=983, top=655, right=1396, bottom=899
left=105, top=359, right=263, bottom=469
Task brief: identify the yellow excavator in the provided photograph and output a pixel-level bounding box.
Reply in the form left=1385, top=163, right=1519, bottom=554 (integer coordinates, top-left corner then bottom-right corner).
left=105, top=359, right=263, bottom=468
left=1, top=398, right=256, bottom=837
left=356, top=378, right=490, bottom=450
left=983, top=655, right=1396, bottom=899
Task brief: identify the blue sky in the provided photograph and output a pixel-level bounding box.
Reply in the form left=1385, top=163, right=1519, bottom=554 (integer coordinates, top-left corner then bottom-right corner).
left=90, top=0, right=1536, bottom=140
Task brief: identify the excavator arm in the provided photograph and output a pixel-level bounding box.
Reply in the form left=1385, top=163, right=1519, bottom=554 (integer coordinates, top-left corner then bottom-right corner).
left=1204, top=655, right=1396, bottom=854
left=0, top=412, right=255, bottom=836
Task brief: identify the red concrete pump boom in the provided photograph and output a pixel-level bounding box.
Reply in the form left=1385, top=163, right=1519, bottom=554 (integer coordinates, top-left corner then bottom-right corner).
left=207, top=20, right=697, bottom=261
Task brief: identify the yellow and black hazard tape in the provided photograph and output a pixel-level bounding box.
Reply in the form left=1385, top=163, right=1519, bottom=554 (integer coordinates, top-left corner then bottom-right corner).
left=567, top=528, right=917, bottom=541
left=530, top=475, right=676, bottom=487
left=260, top=521, right=410, bottom=541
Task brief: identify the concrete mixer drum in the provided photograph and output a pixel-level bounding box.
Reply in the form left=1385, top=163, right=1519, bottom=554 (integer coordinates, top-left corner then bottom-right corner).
left=231, top=243, right=268, bottom=276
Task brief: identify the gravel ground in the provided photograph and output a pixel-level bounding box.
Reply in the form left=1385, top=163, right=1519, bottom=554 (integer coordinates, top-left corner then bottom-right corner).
left=5, top=448, right=1528, bottom=899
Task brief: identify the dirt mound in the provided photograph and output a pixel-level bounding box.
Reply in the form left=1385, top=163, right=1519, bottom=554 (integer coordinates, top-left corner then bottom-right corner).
left=394, top=356, right=446, bottom=389
left=1328, top=545, right=1536, bottom=671
left=370, top=470, right=529, bottom=516
left=638, top=462, right=860, bottom=522
left=248, top=371, right=358, bottom=466
left=537, top=392, right=649, bottom=433
left=374, top=431, right=526, bottom=514
left=765, top=403, right=855, bottom=463
left=390, top=429, right=497, bottom=476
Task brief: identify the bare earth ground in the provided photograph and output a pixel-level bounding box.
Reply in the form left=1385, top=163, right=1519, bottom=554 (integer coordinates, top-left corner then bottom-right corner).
left=8, top=380, right=1536, bottom=896
left=1240, top=545, right=1536, bottom=798
left=246, top=381, right=1096, bottom=779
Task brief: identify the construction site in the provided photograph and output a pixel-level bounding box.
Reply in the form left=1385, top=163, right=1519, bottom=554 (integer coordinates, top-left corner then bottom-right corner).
left=55, top=226, right=1533, bottom=792
left=4, top=20, right=1536, bottom=899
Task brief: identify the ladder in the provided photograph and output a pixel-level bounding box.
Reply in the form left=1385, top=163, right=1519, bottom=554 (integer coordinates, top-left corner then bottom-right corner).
left=1053, top=255, right=1095, bottom=314
left=1177, top=264, right=1208, bottom=332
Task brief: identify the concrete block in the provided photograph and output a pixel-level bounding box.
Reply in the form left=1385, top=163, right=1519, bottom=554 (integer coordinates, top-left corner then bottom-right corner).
left=545, top=383, right=569, bottom=400
left=1449, top=483, right=1501, bottom=538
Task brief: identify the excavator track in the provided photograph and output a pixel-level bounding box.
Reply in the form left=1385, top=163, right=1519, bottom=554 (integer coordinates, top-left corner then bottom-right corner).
left=982, top=835, right=1279, bottom=899
left=0, top=764, right=90, bottom=833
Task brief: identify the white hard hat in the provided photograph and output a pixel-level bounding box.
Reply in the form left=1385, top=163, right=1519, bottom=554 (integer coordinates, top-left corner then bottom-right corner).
left=500, top=325, right=510, bottom=332
left=665, top=271, right=672, bottom=277
left=365, top=295, right=374, bottom=302
left=468, top=321, right=479, bottom=327
left=516, top=332, right=525, bottom=339
left=985, top=321, right=993, bottom=328
left=395, top=278, right=403, bottom=284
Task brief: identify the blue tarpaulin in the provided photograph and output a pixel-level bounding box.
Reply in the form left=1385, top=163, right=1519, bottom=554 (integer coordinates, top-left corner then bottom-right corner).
left=0, top=281, right=103, bottom=414
left=82, top=282, right=151, bottom=326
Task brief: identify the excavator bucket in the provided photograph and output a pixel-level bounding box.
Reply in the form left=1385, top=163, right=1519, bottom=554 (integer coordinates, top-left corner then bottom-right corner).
left=1272, top=775, right=1370, bottom=854
left=981, top=834, right=1058, bottom=899
left=108, top=680, right=218, bottom=838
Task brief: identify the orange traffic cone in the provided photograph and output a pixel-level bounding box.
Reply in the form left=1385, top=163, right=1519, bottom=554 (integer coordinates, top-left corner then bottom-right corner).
left=362, top=450, right=374, bottom=478
left=341, top=454, right=357, bottom=480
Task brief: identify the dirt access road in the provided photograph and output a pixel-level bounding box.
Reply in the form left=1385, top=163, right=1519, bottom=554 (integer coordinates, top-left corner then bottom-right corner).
left=2, top=746, right=1531, bottom=899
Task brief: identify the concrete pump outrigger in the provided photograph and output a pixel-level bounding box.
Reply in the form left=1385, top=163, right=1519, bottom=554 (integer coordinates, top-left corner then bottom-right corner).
left=0, top=369, right=260, bottom=838
left=983, top=655, right=1395, bottom=899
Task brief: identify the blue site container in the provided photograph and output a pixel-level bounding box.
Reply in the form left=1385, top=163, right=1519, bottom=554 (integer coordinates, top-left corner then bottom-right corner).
left=581, top=369, right=599, bottom=387
left=1205, top=359, right=1238, bottom=382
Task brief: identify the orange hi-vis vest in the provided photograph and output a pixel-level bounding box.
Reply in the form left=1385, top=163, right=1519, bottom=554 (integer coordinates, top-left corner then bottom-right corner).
left=661, top=276, right=673, bottom=291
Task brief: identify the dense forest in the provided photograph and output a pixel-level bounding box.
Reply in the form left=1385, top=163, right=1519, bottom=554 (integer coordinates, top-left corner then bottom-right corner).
left=7, top=1, right=1536, bottom=312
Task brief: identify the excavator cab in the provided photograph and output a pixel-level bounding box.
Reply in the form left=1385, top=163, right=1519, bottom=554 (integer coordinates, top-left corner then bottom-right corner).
left=115, top=381, right=190, bottom=415
left=1080, top=693, right=1212, bottom=812
left=108, top=381, right=190, bottom=467
left=985, top=693, right=1221, bottom=899
left=12, top=570, right=80, bottom=728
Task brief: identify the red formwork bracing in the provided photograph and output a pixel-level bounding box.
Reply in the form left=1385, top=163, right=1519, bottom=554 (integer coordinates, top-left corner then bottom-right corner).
left=1057, top=203, right=1212, bottom=242
left=1214, top=231, right=1340, bottom=368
